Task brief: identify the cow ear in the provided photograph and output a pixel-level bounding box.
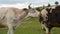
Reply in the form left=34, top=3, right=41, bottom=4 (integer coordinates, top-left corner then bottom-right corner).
left=23, top=8, right=28, bottom=10
left=28, top=3, right=32, bottom=9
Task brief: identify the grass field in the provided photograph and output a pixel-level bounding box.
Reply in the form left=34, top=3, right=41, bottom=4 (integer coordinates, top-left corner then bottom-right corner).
left=0, top=18, right=60, bottom=34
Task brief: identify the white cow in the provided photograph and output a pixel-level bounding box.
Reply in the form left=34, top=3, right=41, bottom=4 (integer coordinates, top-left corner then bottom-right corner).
left=0, top=4, right=40, bottom=34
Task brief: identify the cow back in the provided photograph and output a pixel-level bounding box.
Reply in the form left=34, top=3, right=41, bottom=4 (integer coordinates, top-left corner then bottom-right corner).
left=46, top=6, right=60, bottom=23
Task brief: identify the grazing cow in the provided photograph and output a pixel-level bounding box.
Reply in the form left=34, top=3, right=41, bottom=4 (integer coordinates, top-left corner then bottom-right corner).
left=0, top=4, right=40, bottom=34
left=39, top=5, right=60, bottom=34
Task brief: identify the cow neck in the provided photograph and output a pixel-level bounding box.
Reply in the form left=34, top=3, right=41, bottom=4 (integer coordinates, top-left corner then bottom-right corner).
left=18, top=9, right=29, bottom=20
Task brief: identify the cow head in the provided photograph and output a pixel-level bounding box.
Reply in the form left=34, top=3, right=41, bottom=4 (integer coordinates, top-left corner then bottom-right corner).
left=27, top=4, right=40, bottom=17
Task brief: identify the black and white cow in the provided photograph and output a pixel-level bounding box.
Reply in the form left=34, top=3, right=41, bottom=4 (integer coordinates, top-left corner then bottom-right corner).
left=39, top=5, right=60, bottom=34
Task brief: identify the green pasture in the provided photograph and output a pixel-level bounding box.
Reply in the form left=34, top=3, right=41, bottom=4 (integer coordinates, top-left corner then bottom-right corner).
left=0, top=18, right=60, bottom=34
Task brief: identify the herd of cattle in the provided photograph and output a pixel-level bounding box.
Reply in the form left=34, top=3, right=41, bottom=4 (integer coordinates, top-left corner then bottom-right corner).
left=0, top=4, right=60, bottom=34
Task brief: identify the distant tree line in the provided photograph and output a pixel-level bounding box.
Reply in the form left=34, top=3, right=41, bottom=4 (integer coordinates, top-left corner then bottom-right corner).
left=36, top=1, right=59, bottom=11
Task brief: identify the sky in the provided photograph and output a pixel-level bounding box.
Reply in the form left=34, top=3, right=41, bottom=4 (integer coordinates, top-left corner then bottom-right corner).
left=0, top=0, right=60, bottom=9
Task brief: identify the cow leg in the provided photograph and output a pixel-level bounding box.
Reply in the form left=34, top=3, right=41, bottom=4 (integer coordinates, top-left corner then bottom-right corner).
left=6, top=18, right=14, bottom=34
left=45, top=27, right=51, bottom=34
left=41, top=23, right=51, bottom=34
left=7, top=24, right=14, bottom=34
left=41, top=24, right=46, bottom=31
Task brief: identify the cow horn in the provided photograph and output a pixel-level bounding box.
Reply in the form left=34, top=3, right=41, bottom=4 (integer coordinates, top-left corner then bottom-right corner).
left=28, top=3, right=32, bottom=9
